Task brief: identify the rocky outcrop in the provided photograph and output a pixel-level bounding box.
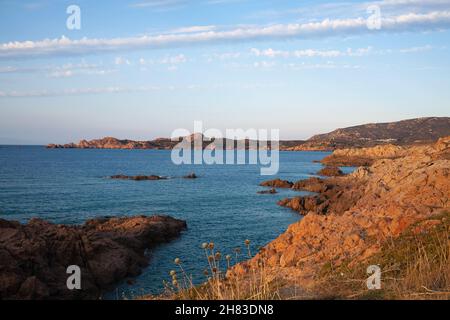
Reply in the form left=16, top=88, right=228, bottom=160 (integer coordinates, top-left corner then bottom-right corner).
left=47, top=135, right=276, bottom=151
left=257, top=188, right=278, bottom=195
left=279, top=176, right=362, bottom=216
left=292, top=177, right=330, bottom=193
left=317, top=166, right=344, bottom=177
left=277, top=196, right=325, bottom=215
left=47, top=118, right=450, bottom=151
left=321, top=144, right=407, bottom=166
left=232, top=137, right=450, bottom=293
left=111, top=174, right=167, bottom=181
left=47, top=137, right=176, bottom=150
left=259, top=179, right=293, bottom=189
left=0, top=215, right=186, bottom=300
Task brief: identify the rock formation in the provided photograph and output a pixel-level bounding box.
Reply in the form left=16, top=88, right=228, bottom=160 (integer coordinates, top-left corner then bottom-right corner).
left=47, top=135, right=276, bottom=151
left=183, top=173, right=198, bottom=179
left=111, top=174, right=167, bottom=181
left=259, top=179, right=294, bottom=189
left=0, top=215, right=186, bottom=300
left=232, top=137, right=450, bottom=295
left=321, top=144, right=407, bottom=166
left=317, top=166, right=344, bottom=176
left=47, top=137, right=176, bottom=150
left=47, top=118, right=450, bottom=151
left=257, top=188, right=278, bottom=195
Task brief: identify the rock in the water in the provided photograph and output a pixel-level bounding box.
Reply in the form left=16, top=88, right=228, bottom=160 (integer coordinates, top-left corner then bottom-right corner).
left=259, top=179, right=293, bottom=189
left=111, top=174, right=167, bottom=181
left=0, top=215, right=186, bottom=300
left=183, top=173, right=198, bottom=179
left=257, top=188, right=278, bottom=194
left=317, top=166, right=344, bottom=177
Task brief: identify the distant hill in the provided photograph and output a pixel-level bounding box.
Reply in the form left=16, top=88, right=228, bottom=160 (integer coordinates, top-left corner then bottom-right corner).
left=47, top=117, right=450, bottom=151
left=286, top=117, right=450, bottom=150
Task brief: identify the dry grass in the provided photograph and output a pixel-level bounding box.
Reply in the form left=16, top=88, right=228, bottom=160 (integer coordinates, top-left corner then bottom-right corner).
left=141, top=212, right=449, bottom=300
left=155, top=240, right=283, bottom=300
left=313, top=212, right=450, bottom=300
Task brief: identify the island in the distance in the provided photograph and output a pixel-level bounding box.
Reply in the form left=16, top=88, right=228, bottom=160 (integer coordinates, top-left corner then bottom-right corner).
left=47, top=117, right=450, bottom=151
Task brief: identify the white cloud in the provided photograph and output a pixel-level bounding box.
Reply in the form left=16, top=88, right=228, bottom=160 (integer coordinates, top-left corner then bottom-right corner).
left=171, top=25, right=217, bottom=33
left=0, top=66, right=23, bottom=73
left=203, top=52, right=241, bottom=62
left=0, top=82, right=283, bottom=98
left=0, top=61, right=115, bottom=78
left=138, top=54, right=187, bottom=71
left=160, top=53, right=187, bottom=64
left=284, top=61, right=362, bottom=70
left=377, top=0, right=450, bottom=9
left=48, top=70, right=73, bottom=78
left=114, top=56, right=131, bottom=65
left=253, top=61, right=276, bottom=68
left=131, top=0, right=247, bottom=9
left=1, top=11, right=450, bottom=59
left=130, top=0, right=185, bottom=11
left=398, top=44, right=433, bottom=52
left=250, top=47, right=373, bottom=58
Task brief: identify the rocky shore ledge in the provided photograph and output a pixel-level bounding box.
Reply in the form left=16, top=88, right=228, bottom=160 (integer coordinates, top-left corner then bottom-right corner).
left=230, top=136, right=450, bottom=298
left=0, top=215, right=186, bottom=300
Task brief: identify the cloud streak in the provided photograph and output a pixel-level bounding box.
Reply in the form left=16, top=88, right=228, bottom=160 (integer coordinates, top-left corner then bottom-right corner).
left=1, top=11, right=450, bottom=59
left=0, top=61, right=116, bottom=78
left=0, top=82, right=282, bottom=98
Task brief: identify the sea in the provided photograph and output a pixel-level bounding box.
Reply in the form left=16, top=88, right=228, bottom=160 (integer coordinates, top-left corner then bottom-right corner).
left=0, top=146, right=354, bottom=299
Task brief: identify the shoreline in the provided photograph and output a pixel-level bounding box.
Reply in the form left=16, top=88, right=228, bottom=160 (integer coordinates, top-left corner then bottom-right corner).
left=224, top=136, right=450, bottom=299
left=0, top=137, right=448, bottom=300
left=153, top=136, right=449, bottom=300
left=0, top=215, right=186, bottom=299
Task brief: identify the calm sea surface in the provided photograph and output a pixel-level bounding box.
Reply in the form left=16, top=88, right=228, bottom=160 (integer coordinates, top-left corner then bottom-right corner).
left=0, top=146, right=353, bottom=298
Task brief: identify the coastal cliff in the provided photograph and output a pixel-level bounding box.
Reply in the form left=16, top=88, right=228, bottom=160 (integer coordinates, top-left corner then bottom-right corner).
left=0, top=215, right=186, bottom=300
left=230, top=136, right=450, bottom=299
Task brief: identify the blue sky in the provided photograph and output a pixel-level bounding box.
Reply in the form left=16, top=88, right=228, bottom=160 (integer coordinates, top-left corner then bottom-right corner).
left=0, top=0, right=449, bottom=144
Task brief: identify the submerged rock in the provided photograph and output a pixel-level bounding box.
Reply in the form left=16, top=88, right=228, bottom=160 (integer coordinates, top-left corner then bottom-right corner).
left=183, top=173, right=198, bottom=179
left=111, top=174, right=167, bottom=181
left=0, top=215, right=186, bottom=300
left=257, top=188, right=278, bottom=194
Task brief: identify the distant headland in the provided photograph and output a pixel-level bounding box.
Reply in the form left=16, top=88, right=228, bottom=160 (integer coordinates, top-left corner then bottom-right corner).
left=47, top=117, right=450, bottom=151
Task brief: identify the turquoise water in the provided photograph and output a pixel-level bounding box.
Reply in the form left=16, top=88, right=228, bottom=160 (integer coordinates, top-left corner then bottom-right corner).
left=0, top=146, right=335, bottom=298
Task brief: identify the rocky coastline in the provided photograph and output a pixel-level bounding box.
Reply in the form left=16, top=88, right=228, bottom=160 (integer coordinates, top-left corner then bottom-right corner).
left=46, top=117, right=450, bottom=152
left=229, top=136, right=450, bottom=298
left=0, top=215, right=186, bottom=300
